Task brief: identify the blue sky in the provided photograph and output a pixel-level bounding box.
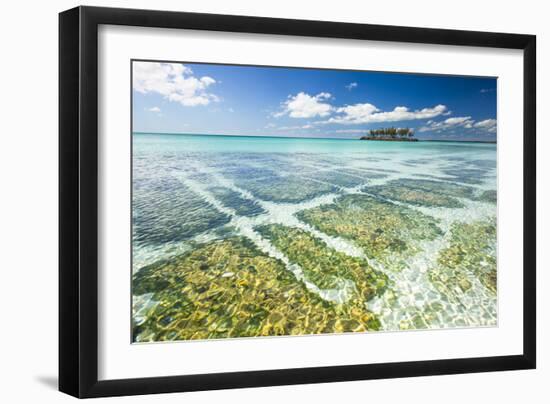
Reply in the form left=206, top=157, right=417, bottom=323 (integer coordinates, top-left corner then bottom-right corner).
left=132, top=60, right=497, bottom=141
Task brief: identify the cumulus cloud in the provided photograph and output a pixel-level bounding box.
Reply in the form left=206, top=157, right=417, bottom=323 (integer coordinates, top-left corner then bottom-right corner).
left=474, top=119, right=497, bottom=133
left=345, top=82, right=358, bottom=90
left=327, top=104, right=448, bottom=125
left=474, top=118, right=497, bottom=128
left=419, top=117, right=496, bottom=134
left=147, top=106, right=161, bottom=113
left=274, top=92, right=332, bottom=118
left=133, top=62, right=219, bottom=107
left=418, top=116, right=474, bottom=132
left=444, top=116, right=471, bottom=125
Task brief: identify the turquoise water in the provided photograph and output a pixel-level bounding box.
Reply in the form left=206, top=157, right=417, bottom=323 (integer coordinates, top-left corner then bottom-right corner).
left=132, top=133, right=497, bottom=341
left=133, top=132, right=496, bottom=154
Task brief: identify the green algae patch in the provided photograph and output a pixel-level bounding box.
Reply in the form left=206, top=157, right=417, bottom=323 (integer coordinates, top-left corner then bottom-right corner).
left=132, top=237, right=382, bottom=342
left=256, top=224, right=388, bottom=301
left=429, top=219, right=497, bottom=296
left=235, top=175, right=337, bottom=203
left=297, top=194, right=442, bottom=262
left=365, top=179, right=476, bottom=208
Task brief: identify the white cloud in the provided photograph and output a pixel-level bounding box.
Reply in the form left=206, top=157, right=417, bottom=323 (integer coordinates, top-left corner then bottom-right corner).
left=274, top=92, right=332, bottom=118
left=274, top=124, right=314, bottom=131
left=133, top=62, right=219, bottom=107
left=474, top=118, right=497, bottom=133
left=332, top=129, right=368, bottom=134
left=328, top=104, right=448, bottom=125
left=345, top=82, right=358, bottom=90
left=474, top=119, right=497, bottom=128
left=147, top=106, right=161, bottom=113
left=444, top=116, right=471, bottom=125
left=419, top=117, right=496, bottom=134
left=418, top=116, right=474, bottom=132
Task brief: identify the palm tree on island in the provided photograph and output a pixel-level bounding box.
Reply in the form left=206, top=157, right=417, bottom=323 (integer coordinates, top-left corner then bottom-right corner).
left=360, top=127, right=417, bottom=141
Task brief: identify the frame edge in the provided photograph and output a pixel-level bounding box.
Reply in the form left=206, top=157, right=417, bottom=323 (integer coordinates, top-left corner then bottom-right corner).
left=522, top=34, right=536, bottom=369
left=58, top=5, right=81, bottom=398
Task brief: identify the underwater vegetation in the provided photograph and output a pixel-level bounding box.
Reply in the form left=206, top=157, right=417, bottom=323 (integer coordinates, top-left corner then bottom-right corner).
left=132, top=237, right=382, bottom=342
left=132, top=134, right=498, bottom=339
left=297, top=194, right=442, bottom=262
left=429, top=218, right=497, bottom=296
left=256, top=224, right=388, bottom=300
left=235, top=174, right=337, bottom=203
left=365, top=179, right=477, bottom=208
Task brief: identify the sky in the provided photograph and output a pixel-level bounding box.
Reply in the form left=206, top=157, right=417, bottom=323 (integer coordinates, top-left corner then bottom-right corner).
left=132, top=60, right=497, bottom=141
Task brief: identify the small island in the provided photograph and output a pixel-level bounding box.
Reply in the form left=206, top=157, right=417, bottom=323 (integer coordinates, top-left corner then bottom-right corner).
left=360, top=127, right=418, bottom=141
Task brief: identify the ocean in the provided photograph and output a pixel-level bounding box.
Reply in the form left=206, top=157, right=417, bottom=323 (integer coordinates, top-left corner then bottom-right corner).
left=131, top=133, right=497, bottom=341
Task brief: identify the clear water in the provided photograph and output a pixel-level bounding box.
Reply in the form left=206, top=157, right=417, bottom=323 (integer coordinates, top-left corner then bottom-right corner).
left=132, top=133, right=497, bottom=341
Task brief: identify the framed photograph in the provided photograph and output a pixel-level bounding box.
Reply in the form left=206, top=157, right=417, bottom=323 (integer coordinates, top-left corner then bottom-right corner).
left=59, top=6, right=536, bottom=398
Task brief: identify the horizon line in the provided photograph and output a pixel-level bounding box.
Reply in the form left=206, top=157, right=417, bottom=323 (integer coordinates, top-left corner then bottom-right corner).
left=132, top=131, right=497, bottom=143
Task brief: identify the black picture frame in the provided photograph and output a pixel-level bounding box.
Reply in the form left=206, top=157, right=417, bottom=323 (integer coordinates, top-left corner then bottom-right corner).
left=59, top=5, right=536, bottom=398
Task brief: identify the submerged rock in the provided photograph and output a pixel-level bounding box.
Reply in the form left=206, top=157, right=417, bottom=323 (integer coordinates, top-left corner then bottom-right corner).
left=429, top=218, right=497, bottom=296
left=235, top=174, right=337, bottom=203
left=297, top=194, right=442, bottom=262
left=132, top=237, right=383, bottom=342
left=256, top=224, right=388, bottom=300
left=365, top=179, right=477, bottom=208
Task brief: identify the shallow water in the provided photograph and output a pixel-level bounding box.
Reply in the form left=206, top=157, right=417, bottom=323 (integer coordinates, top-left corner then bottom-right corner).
left=132, top=133, right=497, bottom=342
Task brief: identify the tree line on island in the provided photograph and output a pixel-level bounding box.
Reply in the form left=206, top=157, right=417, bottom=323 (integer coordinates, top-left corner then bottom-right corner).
left=360, top=127, right=418, bottom=141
